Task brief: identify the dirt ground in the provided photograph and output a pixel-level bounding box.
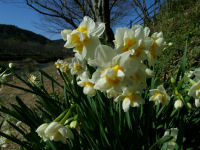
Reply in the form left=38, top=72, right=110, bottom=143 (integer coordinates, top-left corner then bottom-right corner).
left=0, top=62, right=66, bottom=150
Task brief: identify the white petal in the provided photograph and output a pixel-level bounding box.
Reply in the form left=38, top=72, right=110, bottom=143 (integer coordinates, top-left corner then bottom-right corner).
left=83, top=86, right=96, bottom=97
left=90, top=22, right=105, bottom=37
left=92, top=45, right=116, bottom=68
left=77, top=81, right=84, bottom=87
left=94, top=77, right=109, bottom=91
left=144, top=27, right=150, bottom=37
left=117, top=70, right=125, bottom=78
left=195, top=99, right=200, bottom=107
left=143, top=37, right=153, bottom=48
left=114, top=27, right=128, bottom=48
left=84, top=36, right=100, bottom=60
left=61, top=29, right=72, bottom=41
left=122, top=98, right=131, bottom=112
left=156, top=38, right=164, bottom=47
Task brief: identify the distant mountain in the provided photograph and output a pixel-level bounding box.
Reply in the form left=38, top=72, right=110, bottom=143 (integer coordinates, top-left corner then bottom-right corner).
left=0, top=24, right=52, bottom=45
left=52, top=39, right=65, bottom=47
left=0, top=24, right=72, bottom=62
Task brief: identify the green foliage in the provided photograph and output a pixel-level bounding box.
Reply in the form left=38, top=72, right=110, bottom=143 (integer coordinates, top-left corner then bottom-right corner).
left=149, top=0, right=200, bottom=80
left=0, top=48, right=199, bottom=149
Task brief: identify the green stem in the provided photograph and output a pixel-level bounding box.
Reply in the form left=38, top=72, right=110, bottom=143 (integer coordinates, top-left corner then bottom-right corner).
left=60, top=104, right=76, bottom=125
left=54, top=109, right=68, bottom=122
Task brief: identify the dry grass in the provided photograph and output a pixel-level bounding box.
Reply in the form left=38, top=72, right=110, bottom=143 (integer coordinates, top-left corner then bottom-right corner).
left=0, top=60, right=70, bottom=149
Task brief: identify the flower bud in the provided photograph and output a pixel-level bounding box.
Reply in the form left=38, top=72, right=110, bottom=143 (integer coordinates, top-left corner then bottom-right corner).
left=145, top=68, right=154, bottom=77
left=70, top=120, right=78, bottom=128
left=187, top=102, right=192, bottom=109
left=171, top=77, right=175, bottom=84
left=168, top=42, right=173, bottom=46
left=174, top=100, right=183, bottom=109
left=8, top=63, right=14, bottom=68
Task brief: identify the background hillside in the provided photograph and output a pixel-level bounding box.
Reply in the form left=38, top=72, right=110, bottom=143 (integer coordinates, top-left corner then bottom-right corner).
left=149, top=0, right=200, bottom=80
left=0, top=24, right=71, bottom=63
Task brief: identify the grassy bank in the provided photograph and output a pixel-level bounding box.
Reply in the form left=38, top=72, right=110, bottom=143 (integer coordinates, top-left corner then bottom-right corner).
left=149, top=0, right=200, bottom=80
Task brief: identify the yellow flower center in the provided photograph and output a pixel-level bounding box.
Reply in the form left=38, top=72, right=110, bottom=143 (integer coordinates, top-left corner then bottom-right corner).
left=70, top=26, right=89, bottom=52
left=55, top=62, right=61, bottom=68
left=123, top=94, right=137, bottom=105
left=29, top=76, right=35, bottom=82
left=62, top=64, right=70, bottom=73
left=122, top=39, right=137, bottom=52
left=129, top=45, right=144, bottom=58
left=74, top=63, right=83, bottom=72
left=153, top=92, right=166, bottom=102
left=83, top=81, right=94, bottom=87
left=105, top=65, right=124, bottom=86
left=77, top=26, right=87, bottom=34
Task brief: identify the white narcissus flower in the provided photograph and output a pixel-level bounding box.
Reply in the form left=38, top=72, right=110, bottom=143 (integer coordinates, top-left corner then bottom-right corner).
left=194, top=67, right=200, bottom=79
left=115, top=94, right=144, bottom=112
left=147, top=32, right=164, bottom=65
left=29, top=75, right=36, bottom=83
left=61, top=16, right=105, bottom=60
left=174, top=100, right=183, bottom=109
left=149, top=85, right=170, bottom=105
left=69, top=54, right=87, bottom=77
left=55, top=59, right=63, bottom=69
left=44, top=122, right=74, bottom=144
left=188, top=80, right=200, bottom=105
left=60, top=62, right=70, bottom=74
left=163, top=128, right=178, bottom=150
left=91, top=45, right=125, bottom=94
left=36, top=123, right=49, bottom=141
left=114, top=25, right=153, bottom=61
left=114, top=26, right=152, bottom=60
left=77, top=71, right=96, bottom=97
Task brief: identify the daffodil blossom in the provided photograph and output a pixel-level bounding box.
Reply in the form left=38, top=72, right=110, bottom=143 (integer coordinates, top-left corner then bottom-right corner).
left=55, top=59, right=63, bottom=69
left=194, top=67, right=200, bottom=79
left=77, top=71, right=96, bottom=97
left=62, top=16, right=105, bottom=60
left=29, top=75, right=37, bottom=84
left=114, top=27, right=143, bottom=54
left=91, top=45, right=126, bottom=95
left=163, top=128, right=178, bottom=150
left=36, top=123, right=49, bottom=141
left=188, top=80, right=200, bottom=107
left=149, top=85, right=170, bottom=105
left=114, top=25, right=153, bottom=60
left=44, top=122, right=74, bottom=144
left=174, top=99, right=183, bottom=109
left=69, top=54, right=87, bottom=77
left=115, top=93, right=144, bottom=112
left=147, top=32, right=164, bottom=65
left=60, top=62, right=70, bottom=74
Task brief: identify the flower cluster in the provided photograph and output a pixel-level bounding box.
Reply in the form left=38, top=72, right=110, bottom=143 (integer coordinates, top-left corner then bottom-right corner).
left=36, top=122, right=74, bottom=144
left=60, top=16, right=166, bottom=112
left=188, top=67, right=200, bottom=107
left=163, top=128, right=178, bottom=150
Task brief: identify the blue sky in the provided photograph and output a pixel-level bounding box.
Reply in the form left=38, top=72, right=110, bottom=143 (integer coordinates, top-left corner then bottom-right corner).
left=0, top=1, right=158, bottom=40
left=0, top=2, right=61, bottom=40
